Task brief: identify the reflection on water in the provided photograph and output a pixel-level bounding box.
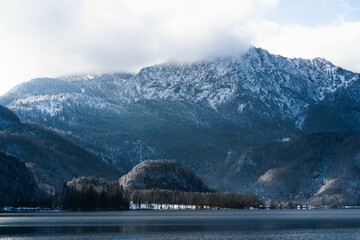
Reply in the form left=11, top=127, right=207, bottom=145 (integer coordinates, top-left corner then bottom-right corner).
left=0, top=209, right=360, bottom=240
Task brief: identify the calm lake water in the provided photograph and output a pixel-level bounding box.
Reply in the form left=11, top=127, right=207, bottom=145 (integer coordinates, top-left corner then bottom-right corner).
left=0, top=209, right=360, bottom=239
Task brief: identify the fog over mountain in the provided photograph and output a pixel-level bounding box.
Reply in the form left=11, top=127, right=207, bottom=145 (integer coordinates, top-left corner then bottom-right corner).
left=1, top=47, right=360, bottom=204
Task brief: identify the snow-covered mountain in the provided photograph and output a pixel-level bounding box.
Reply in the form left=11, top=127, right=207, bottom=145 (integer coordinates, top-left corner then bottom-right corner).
left=130, top=48, right=356, bottom=111
left=1, top=47, right=360, bottom=203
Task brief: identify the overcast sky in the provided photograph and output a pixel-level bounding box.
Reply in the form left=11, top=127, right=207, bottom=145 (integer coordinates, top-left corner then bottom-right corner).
left=1, top=0, right=360, bottom=95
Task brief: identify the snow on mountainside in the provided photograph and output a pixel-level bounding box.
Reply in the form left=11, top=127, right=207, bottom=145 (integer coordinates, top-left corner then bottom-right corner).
left=1, top=46, right=359, bottom=141
left=3, top=48, right=357, bottom=117
left=126, top=48, right=358, bottom=117
left=2, top=48, right=356, bottom=111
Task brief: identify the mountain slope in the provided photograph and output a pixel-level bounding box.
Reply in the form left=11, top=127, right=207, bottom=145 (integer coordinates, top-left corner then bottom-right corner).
left=215, top=132, right=360, bottom=204
left=304, top=80, right=360, bottom=133
left=0, top=105, right=121, bottom=194
left=0, top=151, right=43, bottom=206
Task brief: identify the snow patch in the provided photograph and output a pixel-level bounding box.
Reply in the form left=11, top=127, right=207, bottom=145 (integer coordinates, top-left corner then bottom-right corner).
left=86, top=74, right=95, bottom=80
left=208, top=87, right=236, bottom=109
left=295, top=115, right=306, bottom=129
left=129, top=202, right=210, bottom=210
left=9, top=95, right=65, bottom=117
left=237, top=103, right=247, bottom=113
left=317, top=178, right=344, bottom=196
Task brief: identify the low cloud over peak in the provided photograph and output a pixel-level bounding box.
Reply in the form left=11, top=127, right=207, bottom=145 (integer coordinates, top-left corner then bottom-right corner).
left=0, top=0, right=359, bottom=95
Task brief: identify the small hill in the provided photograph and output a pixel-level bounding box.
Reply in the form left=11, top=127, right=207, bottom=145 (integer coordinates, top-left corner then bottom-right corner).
left=119, top=160, right=209, bottom=192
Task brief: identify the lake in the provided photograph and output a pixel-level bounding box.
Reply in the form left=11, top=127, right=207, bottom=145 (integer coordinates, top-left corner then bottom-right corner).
left=0, top=209, right=360, bottom=239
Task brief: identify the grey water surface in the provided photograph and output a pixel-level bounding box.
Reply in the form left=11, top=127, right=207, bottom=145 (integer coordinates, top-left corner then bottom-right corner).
left=0, top=209, right=359, bottom=239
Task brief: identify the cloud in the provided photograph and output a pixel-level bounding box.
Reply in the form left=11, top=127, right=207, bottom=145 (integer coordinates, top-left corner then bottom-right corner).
left=252, top=19, right=360, bottom=72
left=0, top=0, right=279, bottom=94
left=61, top=0, right=279, bottom=66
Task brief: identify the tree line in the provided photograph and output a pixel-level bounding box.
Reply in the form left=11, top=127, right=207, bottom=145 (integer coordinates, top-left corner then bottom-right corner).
left=60, top=186, right=260, bottom=210
left=1, top=176, right=260, bottom=211
left=130, top=189, right=260, bottom=209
